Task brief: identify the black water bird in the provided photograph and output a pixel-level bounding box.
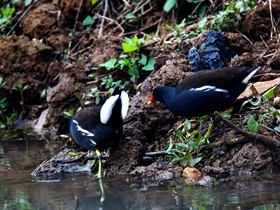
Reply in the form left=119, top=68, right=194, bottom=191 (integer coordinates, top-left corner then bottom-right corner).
left=68, top=91, right=129, bottom=178
left=148, top=66, right=260, bottom=117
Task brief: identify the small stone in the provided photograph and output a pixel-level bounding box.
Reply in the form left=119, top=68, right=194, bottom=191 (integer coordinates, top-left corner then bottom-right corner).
left=182, top=167, right=202, bottom=182
left=272, top=97, right=280, bottom=109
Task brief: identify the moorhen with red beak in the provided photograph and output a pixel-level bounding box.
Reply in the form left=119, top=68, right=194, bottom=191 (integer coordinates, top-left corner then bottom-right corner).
left=148, top=66, right=260, bottom=117
left=68, top=91, right=129, bottom=178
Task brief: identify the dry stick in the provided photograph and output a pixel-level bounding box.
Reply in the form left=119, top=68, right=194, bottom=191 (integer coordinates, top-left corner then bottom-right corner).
left=7, top=0, right=39, bottom=35
left=260, top=35, right=268, bottom=48
left=67, top=0, right=84, bottom=59
left=96, top=14, right=124, bottom=36
left=155, top=12, right=164, bottom=37
left=123, top=18, right=161, bottom=36
left=121, top=0, right=131, bottom=7
left=98, top=0, right=108, bottom=39
left=45, top=10, right=62, bottom=29
left=214, top=112, right=280, bottom=149
left=235, top=29, right=254, bottom=47
left=269, top=0, right=276, bottom=39
left=69, top=16, right=97, bottom=56
left=118, top=0, right=151, bottom=26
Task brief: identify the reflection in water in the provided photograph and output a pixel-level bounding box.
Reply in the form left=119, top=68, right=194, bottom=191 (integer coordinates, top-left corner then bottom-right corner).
left=0, top=130, right=280, bottom=209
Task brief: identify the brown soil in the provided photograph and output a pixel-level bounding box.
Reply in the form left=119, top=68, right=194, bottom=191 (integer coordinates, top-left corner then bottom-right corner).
left=1, top=1, right=280, bottom=180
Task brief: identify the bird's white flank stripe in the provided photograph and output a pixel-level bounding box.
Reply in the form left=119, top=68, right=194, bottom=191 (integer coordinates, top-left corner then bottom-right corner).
left=191, top=85, right=215, bottom=91
left=242, top=66, right=260, bottom=84
left=215, top=88, right=228, bottom=93
left=121, top=91, right=129, bottom=120
left=89, top=139, right=97, bottom=146
left=72, top=119, right=95, bottom=137
left=100, top=94, right=119, bottom=124
left=190, top=85, right=228, bottom=93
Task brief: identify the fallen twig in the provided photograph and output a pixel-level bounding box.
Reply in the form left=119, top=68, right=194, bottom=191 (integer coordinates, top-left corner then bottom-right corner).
left=214, top=112, right=280, bottom=149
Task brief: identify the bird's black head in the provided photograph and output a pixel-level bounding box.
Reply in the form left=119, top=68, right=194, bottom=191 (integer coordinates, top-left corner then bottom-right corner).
left=148, top=86, right=173, bottom=105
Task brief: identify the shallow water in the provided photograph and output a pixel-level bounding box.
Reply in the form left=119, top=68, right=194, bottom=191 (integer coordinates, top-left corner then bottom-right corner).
left=1, top=130, right=280, bottom=210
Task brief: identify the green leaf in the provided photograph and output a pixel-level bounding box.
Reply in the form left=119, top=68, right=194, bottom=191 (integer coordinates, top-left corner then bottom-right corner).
left=172, top=156, right=181, bottom=165
left=165, top=24, right=174, bottom=31
left=176, top=129, right=183, bottom=137
left=163, top=0, right=176, bottom=12
left=197, top=205, right=206, bottom=210
left=24, top=0, right=32, bottom=6
left=128, top=65, right=139, bottom=79
left=125, top=13, right=137, bottom=19
left=197, top=5, right=207, bottom=17
left=247, top=115, right=262, bottom=133
left=274, top=125, right=280, bottom=133
left=183, top=119, right=191, bottom=131
left=197, top=17, right=207, bottom=30
left=91, top=0, right=98, bottom=5
left=139, top=55, right=147, bottom=66
left=12, top=0, right=21, bottom=3
left=179, top=158, right=188, bottom=167
left=99, top=58, right=117, bottom=70
left=264, top=87, right=277, bottom=100
left=189, top=140, right=196, bottom=149
left=95, top=96, right=100, bottom=105
left=166, top=138, right=173, bottom=154
left=248, top=98, right=261, bottom=106
left=83, top=15, right=93, bottom=26
left=142, top=58, right=155, bottom=71
left=177, top=143, right=188, bottom=149
left=122, top=42, right=138, bottom=53
left=16, top=80, right=22, bottom=89
left=63, top=108, right=75, bottom=117
left=189, top=156, right=202, bottom=167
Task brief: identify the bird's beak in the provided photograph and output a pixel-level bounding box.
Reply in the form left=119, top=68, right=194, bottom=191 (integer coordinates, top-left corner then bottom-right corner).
left=69, top=134, right=73, bottom=142
left=147, top=95, right=154, bottom=105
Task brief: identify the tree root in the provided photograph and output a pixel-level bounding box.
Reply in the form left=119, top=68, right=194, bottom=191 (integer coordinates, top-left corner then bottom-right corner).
left=214, top=111, right=280, bottom=149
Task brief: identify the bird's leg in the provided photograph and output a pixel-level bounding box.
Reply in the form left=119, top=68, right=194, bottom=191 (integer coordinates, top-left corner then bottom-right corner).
left=197, top=115, right=212, bottom=143
left=89, top=153, right=97, bottom=172
left=219, top=106, right=234, bottom=119
left=203, top=120, right=214, bottom=143
left=203, top=106, right=234, bottom=141
left=96, top=150, right=103, bottom=179
left=98, top=178, right=105, bottom=203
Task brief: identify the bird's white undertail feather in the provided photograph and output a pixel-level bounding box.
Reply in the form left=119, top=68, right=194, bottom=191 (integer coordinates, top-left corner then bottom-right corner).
left=242, top=66, right=260, bottom=84
left=100, top=94, right=119, bottom=124
left=121, top=91, right=129, bottom=120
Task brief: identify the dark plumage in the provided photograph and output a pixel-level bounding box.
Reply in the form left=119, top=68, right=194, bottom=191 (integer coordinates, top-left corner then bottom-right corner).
left=67, top=91, right=129, bottom=178
left=148, top=66, right=260, bottom=117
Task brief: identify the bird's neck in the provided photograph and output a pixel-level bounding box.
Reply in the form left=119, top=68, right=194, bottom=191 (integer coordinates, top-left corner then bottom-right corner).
left=156, top=86, right=176, bottom=105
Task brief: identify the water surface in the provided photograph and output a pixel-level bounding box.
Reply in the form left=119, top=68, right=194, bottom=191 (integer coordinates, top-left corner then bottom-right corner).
left=1, top=130, right=280, bottom=210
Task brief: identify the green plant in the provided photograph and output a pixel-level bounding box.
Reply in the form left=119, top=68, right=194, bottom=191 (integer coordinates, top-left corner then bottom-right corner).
left=165, top=18, right=201, bottom=44
left=247, top=115, right=262, bottom=133
left=247, top=86, right=280, bottom=133
left=0, top=97, right=9, bottom=128
left=198, top=0, right=257, bottom=31
left=98, top=35, right=155, bottom=79
left=164, top=0, right=202, bottom=12
left=0, top=78, right=18, bottom=128
left=14, top=80, right=28, bottom=109
left=64, top=75, right=128, bottom=117
left=166, top=119, right=213, bottom=167
left=0, top=4, right=15, bottom=25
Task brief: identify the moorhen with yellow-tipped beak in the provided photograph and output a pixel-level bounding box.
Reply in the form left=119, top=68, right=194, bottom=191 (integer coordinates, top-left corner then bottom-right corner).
left=68, top=91, right=129, bottom=178
left=148, top=66, right=260, bottom=117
